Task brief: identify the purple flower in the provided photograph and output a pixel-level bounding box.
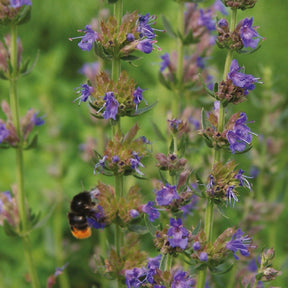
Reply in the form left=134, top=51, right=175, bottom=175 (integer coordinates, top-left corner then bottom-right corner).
left=31, top=112, right=45, bottom=126
left=218, top=18, right=229, bottom=28
left=168, top=119, right=182, bottom=131
left=102, top=92, right=119, bottom=120
left=10, top=0, right=32, bottom=8
left=130, top=151, right=144, bottom=176
left=137, top=13, right=157, bottom=40
left=227, top=112, right=255, bottom=153
left=167, top=218, right=189, bottom=250
left=146, top=255, right=161, bottom=284
left=171, top=270, right=195, bottom=288
left=193, top=241, right=201, bottom=251
left=226, top=228, right=253, bottom=260
left=70, top=25, right=98, bottom=52
left=188, top=117, right=200, bottom=130
left=147, top=254, right=161, bottom=270
left=213, top=0, right=228, bottom=15
left=196, top=56, right=205, bottom=69
left=181, top=194, right=198, bottom=218
left=136, top=39, right=153, bottom=54
left=87, top=205, right=105, bottom=229
left=74, top=84, right=94, bottom=105
left=240, top=17, right=263, bottom=49
left=125, top=267, right=146, bottom=288
left=133, top=86, right=147, bottom=110
left=112, top=155, right=120, bottom=163
left=206, top=174, right=215, bottom=195
left=228, top=59, right=262, bottom=95
left=93, top=155, right=107, bottom=174
left=199, top=252, right=208, bottom=262
left=156, top=183, right=179, bottom=206
left=126, top=33, right=135, bottom=42
left=160, top=53, right=170, bottom=72
left=78, top=62, right=100, bottom=80
left=226, top=186, right=238, bottom=207
left=142, top=201, right=160, bottom=222
left=198, top=9, right=216, bottom=31
left=0, top=123, right=9, bottom=143
left=235, top=169, right=252, bottom=190
left=53, top=262, right=69, bottom=277
left=130, top=209, right=139, bottom=218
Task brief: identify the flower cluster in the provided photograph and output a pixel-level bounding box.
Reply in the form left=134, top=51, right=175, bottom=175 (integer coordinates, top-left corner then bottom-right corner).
left=125, top=254, right=196, bottom=288
left=0, top=189, right=18, bottom=227
left=75, top=71, right=149, bottom=118
left=222, top=0, right=257, bottom=10
left=93, top=125, right=148, bottom=176
left=226, top=112, right=256, bottom=153
left=206, top=161, right=252, bottom=206
left=71, top=11, right=162, bottom=58
left=0, top=34, right=23, bottom=79
left=158, top=1, right=228, bottom=94
left=215, top=59, right=262, bottom=105
left=0, top=100, right=44, bottom=148
left=201, top=103, right=255, bottom=153
left=217, top=16, right=263, bottom=51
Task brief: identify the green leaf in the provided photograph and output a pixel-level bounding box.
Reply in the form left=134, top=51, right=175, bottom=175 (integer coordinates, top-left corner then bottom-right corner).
left=158, top=71, right=173, bottom=91
left=0, top=70, right=8, bottom=80
left=198, top=73, right=216, bottom=98
left=152, top=122, right=166, bottom=142
left=20, top=50, right=39, bottom=77
left=216, top=205, right=230, bottom=219
left=210, top=261, right=234, bottom=274
left=132, top=101, right=157, bottom=116
left=3, top=221, right=19, bottom=238
left=24, top=134, right=38, bottom=150
left=94, top=42, right=112, bottom=61
left=159, top=170, right=168, bottom=184
left=32, top=206, right=55, bottom=230
left=183, top=30, right=199, bottom=45
left=15, top=5, right=31, bottom=25
left=161, top=15, right=177, bottom=38
left=192, top=221, right=201, bottom=236
left=144, top=214, right=160, bottom=236
left=127, top=224, right=148, bottom=234
left=120, top=55, right=141, bottom=62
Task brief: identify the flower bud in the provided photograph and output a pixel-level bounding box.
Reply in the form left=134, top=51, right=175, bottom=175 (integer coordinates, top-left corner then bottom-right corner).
left=0, top=0, right=32, bottom=25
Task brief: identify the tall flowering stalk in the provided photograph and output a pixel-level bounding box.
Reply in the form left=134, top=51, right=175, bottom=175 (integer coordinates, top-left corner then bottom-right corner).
left=198, top=1, right=263, bottom=287
left=70, top=0, right=162, bottom=287
left=0, top=1, right=41, bottom=287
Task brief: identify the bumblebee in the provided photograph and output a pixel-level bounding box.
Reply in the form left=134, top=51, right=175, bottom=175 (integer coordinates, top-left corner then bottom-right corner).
left=68, top=191, right=95, bottom=239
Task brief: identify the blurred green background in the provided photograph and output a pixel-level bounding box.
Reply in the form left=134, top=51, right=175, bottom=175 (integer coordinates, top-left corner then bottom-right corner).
left=0, top=0, right=288, bottom=287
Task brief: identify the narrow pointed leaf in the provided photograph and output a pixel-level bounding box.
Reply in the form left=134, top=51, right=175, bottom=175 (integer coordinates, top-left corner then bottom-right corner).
left=161, top=15, right=177, bottom=38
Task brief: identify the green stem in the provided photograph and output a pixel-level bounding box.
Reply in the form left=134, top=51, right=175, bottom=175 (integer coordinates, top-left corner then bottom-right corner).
left=113, top=3, right=124, bottom=288
left=165, top=254, right=173, bottom=271
left=54, top=187, right=70, bottom=288
left=9, top=24, right=40, bottom=288
left=197, top=9, right=238, bottom=288
left=113, top=0, right=123, bottom=30
left=172, top=1, right=185, bottom=116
